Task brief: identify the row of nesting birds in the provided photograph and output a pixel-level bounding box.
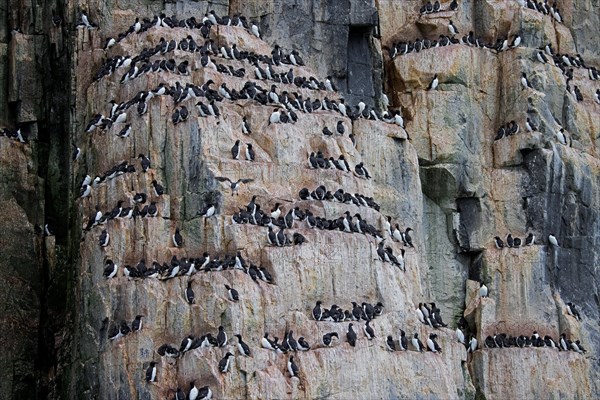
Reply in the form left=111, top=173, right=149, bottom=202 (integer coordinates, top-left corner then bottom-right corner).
left=78, top=9, right=261, bottom=40
left=102, top=252, right=274, bottom=285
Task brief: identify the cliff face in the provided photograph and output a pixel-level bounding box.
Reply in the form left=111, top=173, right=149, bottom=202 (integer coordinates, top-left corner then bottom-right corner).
left=1, top=0, right=598, bottom=399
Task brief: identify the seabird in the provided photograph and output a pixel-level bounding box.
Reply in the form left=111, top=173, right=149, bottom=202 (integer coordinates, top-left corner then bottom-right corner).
left=521, top=72, right=532, bottom=89
left=145, top=361, right=157, bottom=382
left=173, top=228, right=184, bottom=247
left=198, top=203, right=215, bottom=217
left=99, top=229, right=110, bottom=247
left=566, top=302, right=581, bottom=320
left=235, top=334, right=251, bottom=356
left=151, top=180, right=164, bottom=196
left=298, top=337, right=311, bottom=351
left=494, top=236, right=505, bottom=248
left=506, top=234, right=514, bottom=247
left=346, top=323, right=357, bottom=347
left=132, top=315, right=143, bottom=332
left=72, top=144, right=81, bottom=161
left=556, top=129, right=568, bottom=145
left=548, top=233, right=559, bottom=247
left=468, top=336, right=478, bottom=352
left=399, top=330, right=408, bottom=350
left=363, top=321, right=375, bottom=340
left=525, top=233, right=535, bottom=245
left=185, top=281, right=195, bottom=304
left=103, top=260, right=118, bottom=278
left=80, top=184, right=91, bottom=198
left=525, top=118, right=537, bottom=132
left=251, top=22, right=260, bottom=38
left=412, top=333, right=424, bottom=352
left=261, top=333, right=276, bottom=351
left=245, top=143, right=255, bottom=161
left=426, top=334, right=438, bottom=352
left=217, top=326, right=228, bottom=347
left=287, top=356, right=299, bottom=378
left=231, top=139, right=241, bottom=159
left=322, top=332, right=339, bottom=347
left=215, top=176, right=254, bottom=196
left=456, top=327, right=465, bottom=344
left=218, top=352, right=234, bottom=373
left=242, top=116, right=251, bottom=134
left=225, top=284, right=239, bottom=302
left=479, top=282, right=488, bottom=298
left=313, top=301, right=323, bottom=320
left=138, top=154, right=150, bottom=172
left=448, top=21, right=459, bottom=35
left=386, top=335, right=396, bottom=351
left=428, top=74, right=439, bottom=90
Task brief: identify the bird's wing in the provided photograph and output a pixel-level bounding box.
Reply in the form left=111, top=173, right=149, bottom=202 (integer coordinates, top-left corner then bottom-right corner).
left=215, top=176, right=232, bottom=183
left=239, top=178, right=254, bottom=184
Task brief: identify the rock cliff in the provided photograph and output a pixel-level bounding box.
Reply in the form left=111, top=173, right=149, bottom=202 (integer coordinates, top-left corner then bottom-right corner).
left=0, top=0, right=598, bottom=399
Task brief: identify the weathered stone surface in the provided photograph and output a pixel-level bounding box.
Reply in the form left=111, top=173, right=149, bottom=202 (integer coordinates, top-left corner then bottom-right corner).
left=1, top=0, right=599, bottom=398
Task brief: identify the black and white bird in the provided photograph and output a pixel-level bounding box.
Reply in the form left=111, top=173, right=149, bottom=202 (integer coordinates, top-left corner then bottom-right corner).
left=215, top=177, right=254, bottom=196
left=99, top=229, right=110, bottom=247
left=132, top=315, right=143, bottom=332
left=298, top=337, right=311, bottom=351
left=313, top=301, right=323, bottom=320
left=138, top=154, right=150, bottom=172
left=287, top=356, right=299, bottom=378
left=80, top=184, right=92, bottom=198
left=548, top=233, right=559, bottom=247
left=494, top=236, right=505, bottom=248
left=218, top=352, right=234, bottom=373
left=235, top=334, right=251, bottom=356
left=145, top=361, right=157, bottom=382
left=363, top=321, right=375, bottom=340
left=521, top=72, right=532, bottom=89
left=468, top=336, right=478, bottom=352
left=525, top=233, right=535, bottom=246
left=322, top=332, right=339, bottom=347
left=217, top=326, right=228, bottom=347
left=246, top=143, right=255, bottom=161
left=386, top=335, right=396, bottom=351
left=231, top=139, right=241, bottom=159
left=556, top=129, right=568, bottom=145
left=566, top=302, right=581, bottom=320
left=173, top=228, right=184, bottom=247
left=225, top=284, right=239, bottom=302
left=448, top=21, right=459, bottom=35
left=398, top=330, right=408, bottom=351
left=188, top=382, right=200, bottom=400
left=103, top=260, right=118, bottom=278
left=72, top=144, right=81, bottom=161
left=347, top=323, right=357, bottom=347
left=428, top=74, right=439, bottom=90
left=426, top=334, right=437, bottom=353
left=185, top=281, right=195, bottom=304
left=412, top=333, right=424, bottom=352
left=456, top=326, right=465, bottom=344
left=197, top=386, right=212, bottom=400
left=198, top=203, right=216, bottom=217
left=152, top=180, right=164, bottom=196
left=479, top=282, right=488, bottom=298
left=242, top=116, right=252, bottom=134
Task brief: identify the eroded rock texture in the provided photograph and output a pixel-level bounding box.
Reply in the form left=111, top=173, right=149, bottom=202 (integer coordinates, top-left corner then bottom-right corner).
left=1, top=0, right=599, bottom=399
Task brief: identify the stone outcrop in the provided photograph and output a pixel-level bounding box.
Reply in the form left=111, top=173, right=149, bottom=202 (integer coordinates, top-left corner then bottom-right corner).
left=1, top=0, right=599, bottom=399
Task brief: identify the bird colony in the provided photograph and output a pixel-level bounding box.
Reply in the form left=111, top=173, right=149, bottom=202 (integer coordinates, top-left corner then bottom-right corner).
left=50, top=1, right=598, bottom=399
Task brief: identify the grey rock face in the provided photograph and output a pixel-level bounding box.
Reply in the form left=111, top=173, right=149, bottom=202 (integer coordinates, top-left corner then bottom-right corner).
left=1, top=0, right=599, bottom=399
